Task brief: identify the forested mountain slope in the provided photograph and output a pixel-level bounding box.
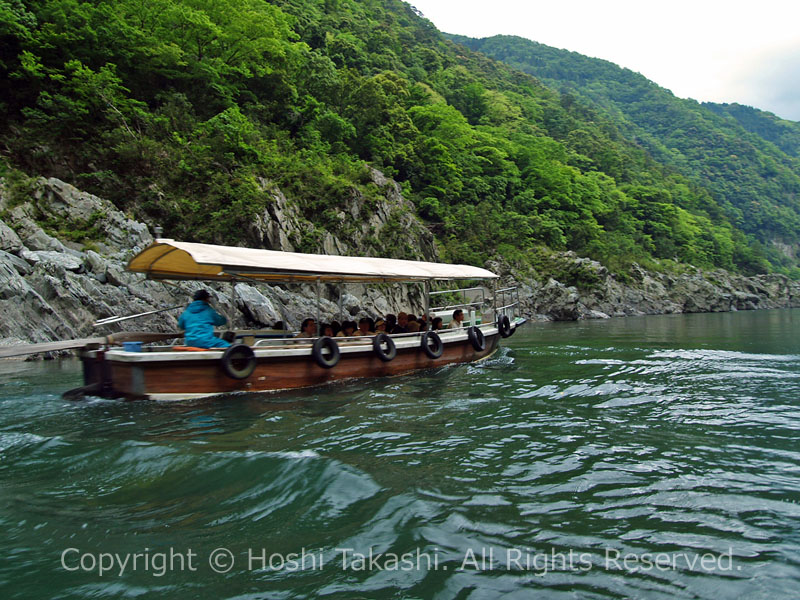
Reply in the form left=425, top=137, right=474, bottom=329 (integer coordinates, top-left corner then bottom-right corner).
left=450, top=34, right=800, bottom=273
left=0, top=0, right=794, bottom=277
left=703, top=102, right=800, bottom=158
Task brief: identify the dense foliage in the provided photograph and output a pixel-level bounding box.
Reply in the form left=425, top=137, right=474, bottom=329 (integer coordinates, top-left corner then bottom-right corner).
left=704, top=102, right=800, bottom=159
left=452, top=34, right=800, bottom=274
left=1, top=0, right=796, bottom=276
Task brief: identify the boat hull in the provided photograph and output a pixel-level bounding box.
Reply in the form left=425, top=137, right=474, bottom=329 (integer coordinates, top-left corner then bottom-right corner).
left=80, top=327, right=507, bottom=401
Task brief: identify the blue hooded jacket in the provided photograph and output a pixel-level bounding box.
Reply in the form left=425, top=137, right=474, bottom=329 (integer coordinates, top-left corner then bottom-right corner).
left=178, top=300, right=230, bottom=348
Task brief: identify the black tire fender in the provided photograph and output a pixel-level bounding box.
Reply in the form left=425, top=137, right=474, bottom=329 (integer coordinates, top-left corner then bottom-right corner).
left=221, top=344, right=257, bottom=380
left=508, top=319, right=518, bottom=336
left=312, top=336, right=340, bottom=369
left=467, top=326, right=486, bottom=352
left=372, top=333, right=397, bottom=362
left=498, top=314, right=512, bottom=338
left=420, top=330, right=444, bottom=359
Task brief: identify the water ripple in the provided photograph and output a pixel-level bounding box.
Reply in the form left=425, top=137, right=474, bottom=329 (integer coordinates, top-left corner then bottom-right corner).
left=1, top=311, right=800, bottom=599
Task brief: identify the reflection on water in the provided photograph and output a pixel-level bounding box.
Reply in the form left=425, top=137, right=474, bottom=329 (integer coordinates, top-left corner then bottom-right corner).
left=1, top=309, right=799, bottom=599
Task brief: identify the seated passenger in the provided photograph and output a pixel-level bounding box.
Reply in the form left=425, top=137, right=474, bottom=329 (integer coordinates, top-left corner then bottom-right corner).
left=336, top=320, right=357, bottom=337
left=407, top=321, right=421, bottom=333
left=374, top=319, right=387, bottom=333
left=295, top=318, right=317, bottom=338
left=392, top=312, right=409, bottom=334
left=448, top=309, right=465, bottom=329
left=321, top=323, right=335, bottom=337
left=178, top=289, right=231, bottom=348
left=431, top=317, right=443, bottom=331
left=385, top=314, right=397, bottom=333
left=355, top=317, right=375, bottom=336
left=330, top=320, right=342, bottom=336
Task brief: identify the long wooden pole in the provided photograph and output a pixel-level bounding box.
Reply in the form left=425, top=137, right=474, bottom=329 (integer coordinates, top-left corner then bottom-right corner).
left=0, top=331, right=181, bottom=359
left=93, top=305, right=182, bottom=327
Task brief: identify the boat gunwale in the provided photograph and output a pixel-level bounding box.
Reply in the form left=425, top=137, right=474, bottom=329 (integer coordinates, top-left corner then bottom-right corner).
left=93, top=325, right=503, bottom=363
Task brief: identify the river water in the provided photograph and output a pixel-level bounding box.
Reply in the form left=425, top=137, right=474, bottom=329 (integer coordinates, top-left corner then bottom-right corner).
left=1, top=310, right=799, bottom=599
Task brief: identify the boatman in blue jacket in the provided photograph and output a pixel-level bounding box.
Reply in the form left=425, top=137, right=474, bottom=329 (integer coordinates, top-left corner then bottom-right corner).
left=178, top=289, right=231, bottom=348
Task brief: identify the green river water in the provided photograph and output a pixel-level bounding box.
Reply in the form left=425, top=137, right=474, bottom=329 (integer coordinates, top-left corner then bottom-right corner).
left=1, top=309, right=799, bottom=599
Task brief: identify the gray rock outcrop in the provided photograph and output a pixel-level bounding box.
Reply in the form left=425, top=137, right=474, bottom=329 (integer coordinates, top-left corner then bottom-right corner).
left=493, top=253, right=800, bottom=321
left=246, top=168, right=437, bottom=261
left=0, top=175, right=431, bottom=351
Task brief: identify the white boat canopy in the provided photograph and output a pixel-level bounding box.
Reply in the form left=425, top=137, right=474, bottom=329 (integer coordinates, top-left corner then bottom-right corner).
left=127, top=240, right=499, bottom=283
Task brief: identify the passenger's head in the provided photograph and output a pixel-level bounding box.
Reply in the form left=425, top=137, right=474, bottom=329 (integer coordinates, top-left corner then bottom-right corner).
left=375, top=319, right=386, bottom=332
left=330, top=320, right=341, bottom=335
left=452, top=309, right=464, bottom=323
left=322, top=323, right=334, bottom=337
left=397, top=312, right=409, bottom=327
left=300, top=318, right=317, bottom=336
left=193, top=289, right=211, bottom=302
left=432, top=317, right=443, bottom=330
left=358, top=317, right=372, bottom=334
left=407, top=321, right=420, bottom=333
left=385, top=314, right=397, bottom=328
left=342, top=320, right=356, bottom=335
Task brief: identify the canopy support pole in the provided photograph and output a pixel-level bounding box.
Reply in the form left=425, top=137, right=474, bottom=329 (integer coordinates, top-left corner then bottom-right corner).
left=230, top=280, right=235, bottom=326
left=316, top=278, right=321, bottom=336
left=338, top=281, right=344, bottom=322
left=423, top=280, right=431, bottom=330
left=493, top=279, right=498, bottom=325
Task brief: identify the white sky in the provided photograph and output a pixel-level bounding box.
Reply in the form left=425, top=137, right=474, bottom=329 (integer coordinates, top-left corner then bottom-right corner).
left=408, top=0, right=800, bottom=121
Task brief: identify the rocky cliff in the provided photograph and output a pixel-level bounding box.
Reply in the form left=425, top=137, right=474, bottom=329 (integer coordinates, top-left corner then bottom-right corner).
left=245, top=168, right=437, bottom=262
left=0, top=174, right=427, bottom=352
left=1, top=174, right=799, bottom=356
left=492, top=253, right=800, bottom=321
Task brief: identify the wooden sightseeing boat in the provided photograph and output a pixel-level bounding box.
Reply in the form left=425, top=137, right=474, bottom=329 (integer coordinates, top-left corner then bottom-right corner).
left=75, top=240, right=525, bottom=400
